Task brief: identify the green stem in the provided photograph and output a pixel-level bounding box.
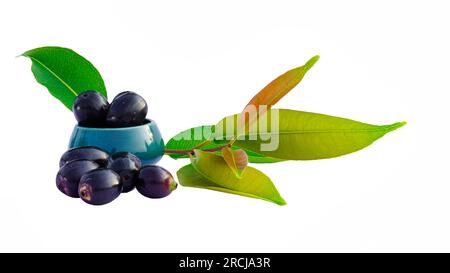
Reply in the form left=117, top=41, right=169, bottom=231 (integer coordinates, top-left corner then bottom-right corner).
left=164, top=144, right=231, bottom=155
left=192, top=139, right=213, bottom=149
left=164, top=149, right=192, bottom=155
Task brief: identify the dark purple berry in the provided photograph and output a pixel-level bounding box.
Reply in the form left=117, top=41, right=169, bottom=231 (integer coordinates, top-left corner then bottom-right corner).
left=73, top=91, right=109, bottom=127
left=112, top=91, right=133, bottom=101
left=107, top=152, right=141, bottom=193
left=136, top=166, right=177, bottom=198
left=59, top=146, right=109, bottom=168
left=78, top=169, right=122, bottom=205
left=56, top=160, right=100, bottom=198
left=108, top=152, right=142, bottom=167
left=106, top=91, right=148, bottom=128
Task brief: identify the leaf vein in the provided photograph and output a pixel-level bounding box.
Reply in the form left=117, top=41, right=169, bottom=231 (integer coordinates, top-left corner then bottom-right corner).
left=27, top=55, right=78, bottom=97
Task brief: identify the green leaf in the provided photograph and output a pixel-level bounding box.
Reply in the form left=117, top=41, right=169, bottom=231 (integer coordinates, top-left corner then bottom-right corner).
left=177, top=164, right=285, bottom=205
left=22, top=46, right=107, bottom=110
left=165, top=125, right=215, bottom=159
left=165, top=125, right=284, bottom=163
left=187, top=149, right=286, bottom=205
left=214, top=109, right=406, bottom=160
left=243, top=149, right=285, bottom=163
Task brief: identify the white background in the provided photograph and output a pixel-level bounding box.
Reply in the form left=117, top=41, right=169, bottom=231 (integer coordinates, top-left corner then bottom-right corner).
left=0, top=0, right=448, bottom=252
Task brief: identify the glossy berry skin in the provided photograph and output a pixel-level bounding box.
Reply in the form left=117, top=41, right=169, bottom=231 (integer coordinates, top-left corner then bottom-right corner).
left=73, top=91, right=109, bottom=127
left=56, top=160, right=100, bottom=198
left=59, top=146, right=109, bottom=168
left=106, top=91, right=148, bottom=128
left=78, top=169, right=122, bottom=205
left=107, top=152, right=142, bottom=193
left=108, top=151, right=142, bottom=167
left=136, top=166, right=177, bottom=198
left=112, top=91, right=132, bottom=101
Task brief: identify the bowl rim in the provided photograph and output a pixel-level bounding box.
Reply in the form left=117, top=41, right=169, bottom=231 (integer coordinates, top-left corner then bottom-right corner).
left=75, top=119, right=155, bottom=131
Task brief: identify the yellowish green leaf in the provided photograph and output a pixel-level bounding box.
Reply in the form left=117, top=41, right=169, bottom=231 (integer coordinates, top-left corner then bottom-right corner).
left=215, top=109, right=406, bottom=160
left=189, top=149, right=286, bottom=205
left=177, top=164, right=285, bottom=205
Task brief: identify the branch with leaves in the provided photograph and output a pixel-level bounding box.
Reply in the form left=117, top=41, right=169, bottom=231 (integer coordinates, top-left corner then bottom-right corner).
left=165, top=56, right=405, bottom=205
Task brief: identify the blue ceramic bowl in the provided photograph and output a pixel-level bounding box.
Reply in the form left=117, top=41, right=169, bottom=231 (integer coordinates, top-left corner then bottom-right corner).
left=69, top=119, right=164, bottom=165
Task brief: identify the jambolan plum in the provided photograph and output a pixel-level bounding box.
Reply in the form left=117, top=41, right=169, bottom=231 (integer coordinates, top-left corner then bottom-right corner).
left=59, top=146, right=109, bottom=168
left=78, top=169, right=122, bottom=205
left=73, top=91, right=109, bottom=127
left=56, top=160, right=100, bottom=198
left=106, top=91, right=148, bottom=127
left=107, top=152, right=142, bottom=193
left=136, top=166, right=177, bottom=198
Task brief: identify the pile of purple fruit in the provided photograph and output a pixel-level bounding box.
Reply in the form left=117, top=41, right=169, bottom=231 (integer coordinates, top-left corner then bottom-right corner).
left=56, top=146, right=177, bottom=205
left=56, top=90, right=177, bottom=205
left=73, top=90, right=148, bottom=127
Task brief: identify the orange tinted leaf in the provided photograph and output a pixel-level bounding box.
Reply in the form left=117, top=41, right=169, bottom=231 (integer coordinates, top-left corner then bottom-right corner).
left=221, top=146, right=245, bottom=178
left=245, top=55, right=319, bottom=108
left=233, top=149, right=249, bottom=170
left=238, top=55, right=319, bottom=129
